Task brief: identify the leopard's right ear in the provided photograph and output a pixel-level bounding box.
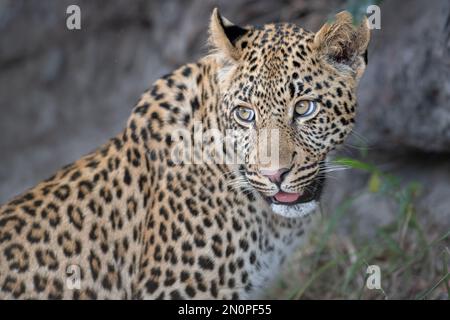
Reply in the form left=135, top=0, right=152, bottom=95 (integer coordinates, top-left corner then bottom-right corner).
left=209, top=8, right=249, bottom=61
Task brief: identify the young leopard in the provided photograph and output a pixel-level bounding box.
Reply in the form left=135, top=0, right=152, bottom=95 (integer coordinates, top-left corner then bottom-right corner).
left=0, top=9, right=370, bottom=299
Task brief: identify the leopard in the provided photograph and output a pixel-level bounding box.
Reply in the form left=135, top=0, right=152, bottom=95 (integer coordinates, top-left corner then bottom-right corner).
left=0, top=9, right=370, bottom=299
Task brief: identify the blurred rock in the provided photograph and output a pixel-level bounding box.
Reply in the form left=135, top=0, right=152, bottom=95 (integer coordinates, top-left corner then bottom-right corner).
left=356, top=0, right=450, bottom=152
left=322, top=153, right=450, bottom=236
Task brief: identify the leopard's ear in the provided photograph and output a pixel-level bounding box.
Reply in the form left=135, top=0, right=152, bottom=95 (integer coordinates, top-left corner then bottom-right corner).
left=313, top=11, right=370, bottom=80
left=209, top=8, right=248, bottom=61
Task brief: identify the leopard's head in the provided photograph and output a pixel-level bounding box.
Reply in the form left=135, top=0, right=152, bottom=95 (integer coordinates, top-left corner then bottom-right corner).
left=209, top=9, right=370, bottom=218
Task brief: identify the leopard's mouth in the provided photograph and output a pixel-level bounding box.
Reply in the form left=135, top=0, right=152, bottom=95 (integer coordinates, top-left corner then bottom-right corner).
left=265, top=176, right=325, bottom=206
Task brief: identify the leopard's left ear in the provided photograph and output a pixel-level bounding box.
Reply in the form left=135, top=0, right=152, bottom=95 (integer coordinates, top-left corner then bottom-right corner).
left=313, top=11, right=370, bottom=80
left=209, top=8, right=249, bottom=61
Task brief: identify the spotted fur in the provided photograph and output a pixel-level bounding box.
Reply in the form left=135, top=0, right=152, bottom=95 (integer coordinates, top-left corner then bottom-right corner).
left=0, top=10, right=369, bottom=299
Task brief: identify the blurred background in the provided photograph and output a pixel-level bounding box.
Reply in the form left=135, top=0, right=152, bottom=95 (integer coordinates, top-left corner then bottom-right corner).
left=0, top=0, right=449, bottom=299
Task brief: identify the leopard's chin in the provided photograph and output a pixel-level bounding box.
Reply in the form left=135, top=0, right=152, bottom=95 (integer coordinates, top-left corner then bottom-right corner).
left=263, top=176, right=325, bottom=218
left=270, top=200, right=318, bottom=218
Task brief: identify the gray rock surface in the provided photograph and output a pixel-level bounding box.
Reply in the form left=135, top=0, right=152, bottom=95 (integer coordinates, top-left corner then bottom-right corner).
left=356, top=0, right=450, bottom=152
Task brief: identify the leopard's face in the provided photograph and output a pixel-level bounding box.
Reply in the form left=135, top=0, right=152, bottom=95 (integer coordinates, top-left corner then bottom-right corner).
left=213, top=12, right=369, bottom=217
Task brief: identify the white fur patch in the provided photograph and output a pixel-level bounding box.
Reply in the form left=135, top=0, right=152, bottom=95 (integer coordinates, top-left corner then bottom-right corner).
left=270, top=201, right=318, bottom=218
left=217, top=63, right=236, bottom=87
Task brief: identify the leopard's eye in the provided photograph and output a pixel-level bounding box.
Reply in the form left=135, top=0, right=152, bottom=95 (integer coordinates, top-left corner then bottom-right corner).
left=294, top=100, right=318, bottom=119
left=233, top=106, right=255, bottom=124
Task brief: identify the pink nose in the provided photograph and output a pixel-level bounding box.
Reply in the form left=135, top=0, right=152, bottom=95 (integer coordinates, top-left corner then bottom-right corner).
left=259, top=168, right=290, bottom=183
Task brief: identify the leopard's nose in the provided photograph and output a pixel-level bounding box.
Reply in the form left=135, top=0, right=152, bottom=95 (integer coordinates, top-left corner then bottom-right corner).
left=259, top=168, right=290, bottom=184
